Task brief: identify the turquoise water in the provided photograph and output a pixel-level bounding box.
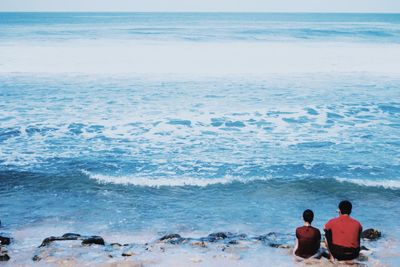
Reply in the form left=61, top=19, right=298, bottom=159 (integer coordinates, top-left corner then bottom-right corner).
left=0, top=13, right=400, bottom=266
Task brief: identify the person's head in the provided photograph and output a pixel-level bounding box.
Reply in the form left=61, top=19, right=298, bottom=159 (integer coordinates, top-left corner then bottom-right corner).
left=338, top=200, right=352, bottom=215
left=303, top=209, right=314, bottom=224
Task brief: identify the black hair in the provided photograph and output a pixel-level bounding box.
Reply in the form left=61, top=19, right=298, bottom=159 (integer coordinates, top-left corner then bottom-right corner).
left=339, top=200, right=352, bottom=215
left=303, top=209, right=314, bottom=223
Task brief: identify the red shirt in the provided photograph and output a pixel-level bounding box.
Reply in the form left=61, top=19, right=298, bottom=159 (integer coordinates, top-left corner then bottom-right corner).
left=295, top=226, right=321, bottom=258
left=324, top=215, right=362, bottom=248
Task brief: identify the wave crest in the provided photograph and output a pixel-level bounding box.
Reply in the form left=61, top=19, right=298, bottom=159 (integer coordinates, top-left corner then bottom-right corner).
left=82, top=170, right=271, bottom=187
left=335, top=177, right=400, bottom=190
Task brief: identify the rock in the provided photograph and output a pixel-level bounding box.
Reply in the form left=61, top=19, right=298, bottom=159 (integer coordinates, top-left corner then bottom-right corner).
left=206, top=232, right=232, bottom=242
left=191, top=241, right=207, bottom=247
left=0, top=236, right=11, bottom=245
left=39, top=234, right=105, bottom=247
left=122, top=251, right=135, bottom=257
left=159, top=234, right=184, bottom=244
left=81, top=236, right=105, bottom=246
left=360, top=245, right=369, bottom=251
left=32, top=255, right=41, bottom=261
left=361, top=229, right=381, bottom=240
left=39, top=235, right=82, bottom=247
left=0, top=253, right=10, bottom=261
left=62, top=233, right=81, bottom=239
left=159, top=234, right=181, bottom=241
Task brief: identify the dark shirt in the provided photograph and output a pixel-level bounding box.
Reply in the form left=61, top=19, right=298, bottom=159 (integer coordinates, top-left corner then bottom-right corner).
left=295, top=226, right=321, bottom=258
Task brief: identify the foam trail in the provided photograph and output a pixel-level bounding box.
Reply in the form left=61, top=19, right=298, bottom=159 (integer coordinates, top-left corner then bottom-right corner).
left=82, top=170, right=271, bottom=187
left=335, top=177, right=400, bottom=190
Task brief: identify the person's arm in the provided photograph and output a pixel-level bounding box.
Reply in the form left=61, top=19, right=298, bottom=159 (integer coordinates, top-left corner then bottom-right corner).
left=293, top=238, right=299, bottom=256
left=324, top=221, right=334, bottom=260
left=293, top=229, right=299, bottom=256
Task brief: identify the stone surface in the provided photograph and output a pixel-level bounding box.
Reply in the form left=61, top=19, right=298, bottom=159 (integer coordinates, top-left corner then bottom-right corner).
left=0, top=236, right=11, bottom=246
left=361, top=229, right=381, bottom=240
left=81, top=236, right=105, bottom=246
left=0, top=253, right=10, bottom=261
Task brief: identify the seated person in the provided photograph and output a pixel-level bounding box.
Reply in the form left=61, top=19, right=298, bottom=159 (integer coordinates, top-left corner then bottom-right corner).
left=294, top=209, right=321, bottom=258
left=324, top=200, right=362, bottom=261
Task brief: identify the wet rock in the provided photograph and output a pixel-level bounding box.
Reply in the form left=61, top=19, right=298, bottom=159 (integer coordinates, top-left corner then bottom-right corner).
left=39, top=234, right=85, bottom=247
left=81, top=236, right=105, bottom=246
left=361, top=229, right=381, bottom=240
left=158, top=234, right=184, bottom=244
left=62, top=233, right=81, bottom=239
left=206, top=232, right=232, bottom=242
left=254, top=232, right=292, bottom=249
left=0, top=253, right=10, bottom=261
left=191, top=241, right=207, bottom=247
left=32, top=255, right=41, bottom=261
left=159, top=234, right=181, bottom=241
left=0, top=236, right=11, bottom=246
left=122, top=251, right=135, bottom=257
left=360, top=245, right=369, bottom=251
left=39, top=234, right=105, bottom=247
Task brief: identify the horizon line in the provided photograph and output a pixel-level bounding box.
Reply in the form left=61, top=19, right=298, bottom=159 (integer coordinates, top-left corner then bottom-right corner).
left=1, top=11, right=400, bottom=14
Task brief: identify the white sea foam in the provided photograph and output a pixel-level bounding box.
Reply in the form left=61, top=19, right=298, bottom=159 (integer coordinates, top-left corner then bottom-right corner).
left=1, top=41, right=400, bottom=75
left=83, top=170, right=271, bottom=187
left=335, top=177, right=400, bottom=190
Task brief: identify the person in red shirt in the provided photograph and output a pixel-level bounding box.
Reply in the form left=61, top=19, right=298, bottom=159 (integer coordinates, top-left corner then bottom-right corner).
left=324, top=200, right=362, bottom=261
left=294, top=209, right=321, bottom=259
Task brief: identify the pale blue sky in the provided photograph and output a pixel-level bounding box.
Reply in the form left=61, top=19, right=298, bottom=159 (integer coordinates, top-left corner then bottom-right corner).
left=1, top=0, right=400, bottom=12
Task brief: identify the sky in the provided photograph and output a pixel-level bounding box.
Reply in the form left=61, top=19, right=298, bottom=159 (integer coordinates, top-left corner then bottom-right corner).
left=0, top=0, right=400, bottom=13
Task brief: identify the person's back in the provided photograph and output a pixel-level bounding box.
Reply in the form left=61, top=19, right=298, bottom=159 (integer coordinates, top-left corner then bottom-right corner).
left=294, top=209, right=321, bottom=258
left=324, top=200, right=362, bottom=261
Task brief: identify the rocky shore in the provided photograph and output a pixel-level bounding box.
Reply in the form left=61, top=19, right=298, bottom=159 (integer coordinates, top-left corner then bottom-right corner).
left=0, top=228, right=382, bottom=265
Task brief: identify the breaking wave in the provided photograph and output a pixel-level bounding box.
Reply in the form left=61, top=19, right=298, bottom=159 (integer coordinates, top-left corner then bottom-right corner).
left=335, top=177, right=400, bottom=190
left=82, top=170, right=271, bottom=187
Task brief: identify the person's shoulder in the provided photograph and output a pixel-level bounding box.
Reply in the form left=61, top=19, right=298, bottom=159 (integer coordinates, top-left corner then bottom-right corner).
left=324, top=217, right=338, bottom=228
left=311, top=226, right=321, bottom=234
left=350, top=217, right=362, bottom=228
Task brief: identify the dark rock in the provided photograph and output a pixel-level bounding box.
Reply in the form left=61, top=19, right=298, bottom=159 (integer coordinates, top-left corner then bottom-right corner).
left=269, top=243, right=281, bottom=248
left=32, top=255, right=41, bottom=261
left=62, top=233, right=81, bottom=239
left=360, top=245, right=369, bottom=251
left=159, top=234, right=184, bottom=244
left=159, top=234, right=181, bottom=241
left=237, top=233, right=247, bottom=239
left=39, top=236, right=57, bottom=247
left=0, top=236, right=11, bottom=245
left=254, top=234, right=268, bottom=241
left=40, top=234, right=105, bottom=247
left=39, top=236, right=76, bottom=247
left=81, top=236, right=105, bottom=246
left=122, top=251, right=135, bottom=257
left=207, top=232, right=232, bottom=242
left=0, top=253, right=10, bottom=261
left=110, top=243, right=122, bottom=247
left=361, top=229, right=381, bottom=240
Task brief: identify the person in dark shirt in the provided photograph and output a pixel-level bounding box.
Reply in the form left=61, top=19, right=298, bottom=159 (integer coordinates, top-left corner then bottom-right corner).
left=324, top=200, right=362, bottom=261
left=294, top=209, right=321, bottom=259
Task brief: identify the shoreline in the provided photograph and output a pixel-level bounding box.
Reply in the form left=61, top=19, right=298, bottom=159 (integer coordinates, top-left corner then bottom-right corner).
left=0, top=229, right=383, bottom=266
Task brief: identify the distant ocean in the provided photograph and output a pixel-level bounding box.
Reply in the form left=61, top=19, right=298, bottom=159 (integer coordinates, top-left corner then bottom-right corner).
left=0, top=13, right=400, bottom=266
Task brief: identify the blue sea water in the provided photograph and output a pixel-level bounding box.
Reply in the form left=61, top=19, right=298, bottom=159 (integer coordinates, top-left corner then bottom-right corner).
left=0, top=13, right=400, bottom=266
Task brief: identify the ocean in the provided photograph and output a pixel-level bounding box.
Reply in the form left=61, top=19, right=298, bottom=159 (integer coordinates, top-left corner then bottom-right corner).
left=0, top=12, right=400, bottom=266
